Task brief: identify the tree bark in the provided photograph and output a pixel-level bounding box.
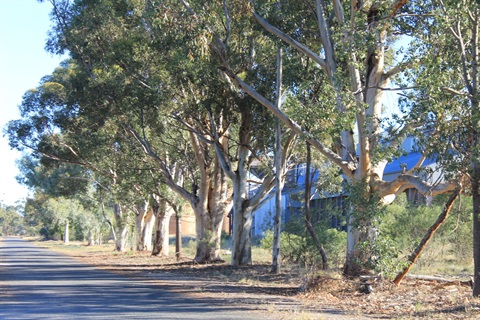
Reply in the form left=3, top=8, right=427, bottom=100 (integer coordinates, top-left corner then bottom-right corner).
left=175, top=210, right=182, bottom=260
left=468, top=5, right=480, bottom=298
left=191, top=146, right=230, bottom=263
left=87, top=229, right=95, bottom=246
left=63, top=219, right=69, bottom=244
left=151, top=199, right=173, bottom=256
left=272, top=45, right=283, bottom=274
left=231, top=110, right=254, bottom=266
left=142, top=209, right=155, bottom=251
left=468, top=13, right=480, bottom=292
left=304, top=142, right=328, bottom=269
left=344, top=218, right=361, bottom=275
left=394, top=187, right=461, bottom=285
left=231, top=202, right=253, bottom=266
left=186, top=115, right=233, bottom=263
left=134, top=200, right=149, bottom=251
left=113, top=204, right=129, bottom=252
left=472, top=148, right=480, bottom=296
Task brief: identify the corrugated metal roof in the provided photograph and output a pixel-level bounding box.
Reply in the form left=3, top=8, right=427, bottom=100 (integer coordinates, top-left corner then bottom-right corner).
left=383, top=152, right=437, bottom=175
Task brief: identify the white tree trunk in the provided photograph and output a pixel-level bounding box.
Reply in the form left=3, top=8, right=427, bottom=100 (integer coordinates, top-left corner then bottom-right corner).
left=143, top=209, right=155, bottom=251
left=117, top=225, right=129, bottom=252
left=134, top=200, right=149, bottom=251
left=232, top=199, right=253, bottom=266
left=272, top=45, right=283, bottom=273
left=87, top=229, right=95, bottom=246
left=152, top=199, right=174, bottom=256
left=63, top=219, right=69, bottom=244
left=113, top=204, right=129, bottom=252
left=190, top=130, right=231, bottom=263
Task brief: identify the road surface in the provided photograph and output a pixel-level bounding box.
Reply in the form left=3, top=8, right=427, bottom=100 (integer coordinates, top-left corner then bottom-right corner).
left=0, top=237, right=268, bottom=320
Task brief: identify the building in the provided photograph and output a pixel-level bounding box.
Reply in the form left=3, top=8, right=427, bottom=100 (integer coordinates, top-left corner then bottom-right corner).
left=251, top=136, right=442, bottom=236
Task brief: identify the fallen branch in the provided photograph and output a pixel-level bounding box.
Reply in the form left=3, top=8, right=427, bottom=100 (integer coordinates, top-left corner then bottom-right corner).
left=404, top=274, right=473, bottom=287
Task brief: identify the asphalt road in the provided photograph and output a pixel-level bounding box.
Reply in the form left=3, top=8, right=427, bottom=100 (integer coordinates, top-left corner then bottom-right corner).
left=0, top=237, right=266, bottom=320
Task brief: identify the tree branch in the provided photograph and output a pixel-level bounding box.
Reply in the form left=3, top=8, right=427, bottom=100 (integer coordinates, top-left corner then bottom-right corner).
left=123, top=124, right=195, bottom=203
left=208, top=112, right=235, bottom=180
left=393, top=186, right=461, bottom=285
left=178, top=0, right=195, bottom=15
left=405, top=154, right=426, bottom=175
left=375, top=173, right=458, bottom=199
left=383, top=60, right=412, bottom=80
left=389, top=0, right=410, bottom=18
left=442, top=86, right=473, bottom=97
left=172, top=114, right=215, bottom=144
left=219, top=67, right=356, bottom=178
left=251, top=12, right=328, bottom=71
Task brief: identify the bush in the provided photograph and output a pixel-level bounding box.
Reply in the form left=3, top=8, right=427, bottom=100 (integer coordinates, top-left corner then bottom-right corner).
left=358, top=234, right=409, bottom=278
left=261, top=229, right=307, bottom=263
left=261, top=217, right=346, bottom=269
left=380, top=193, right=473, bottom=274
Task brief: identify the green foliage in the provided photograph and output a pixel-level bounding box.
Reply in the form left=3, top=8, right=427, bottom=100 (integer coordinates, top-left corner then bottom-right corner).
left=380, top=194, right=473, bottom=272
left=17, top=155, right=90, bottom=198
left=345, top=179, right=386, bottom=229
left=314, top=164, right=345, bottom=197
left=23, top=194, right=107, bottom=242
left=358, top=235, right=409, bottom=279
left=393, top=0, right=479, bottom=180
left=0, top=203, right=24, bottom=236
left=261, top=229, right=306, bottom=263
left=261, top=214, right=347, bottom=269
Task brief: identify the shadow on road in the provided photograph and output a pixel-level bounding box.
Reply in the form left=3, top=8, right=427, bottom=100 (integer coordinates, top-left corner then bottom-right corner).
left=0, top=237, right=272, bottom=320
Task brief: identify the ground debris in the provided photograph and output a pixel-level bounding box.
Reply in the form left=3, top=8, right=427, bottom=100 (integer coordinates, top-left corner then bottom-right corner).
left=300, top=274, right=480, bottom=318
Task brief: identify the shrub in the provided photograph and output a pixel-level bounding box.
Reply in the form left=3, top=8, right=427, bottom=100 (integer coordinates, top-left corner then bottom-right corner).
left=380, top=193, right=473, bottom=274
left=261, top=217, right=347, bottom=269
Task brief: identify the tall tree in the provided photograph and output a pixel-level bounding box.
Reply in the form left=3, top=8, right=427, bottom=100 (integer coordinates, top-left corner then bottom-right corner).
left=7, top=60, right=149, bottom=251
left=272, top=46, right=284, bottom=273
left=168, top=0, right=300, bottom=266
left=41, top=0, right=234, bottom=262
left=398, top=0, right=479, bottom=294
left=213, top=0, right=459, bottom=273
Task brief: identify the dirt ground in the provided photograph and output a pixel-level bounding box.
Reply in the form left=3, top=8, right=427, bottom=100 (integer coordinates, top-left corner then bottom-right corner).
left=35, top=241, right=480, bottom=319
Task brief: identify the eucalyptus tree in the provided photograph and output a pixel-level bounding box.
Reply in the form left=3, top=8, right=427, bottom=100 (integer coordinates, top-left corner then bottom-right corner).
left=14, top=145, right=108, bottom=243
left=6, top=60, right=146, bottom=251
left=395, top=0, right=479, bottom=295
left=21, top=190, right=94, bottom=242
left=209, top=0, right=461, bottom=273
left=23, top=194, right=60, bottom=239
left=206, top=90, right=297, bottom=266
left=0, top=203, right=24, bottom=236
left=15, top=153, right=90, bottom=199
left=14, top=140, right=124, bottom=246
left=41, top=0, right=235, bottom=262
left=154, top=0, right=306, bottom=266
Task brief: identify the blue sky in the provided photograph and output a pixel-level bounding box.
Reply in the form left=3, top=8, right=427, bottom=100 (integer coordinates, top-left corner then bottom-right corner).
left=0, top=0, right=66, bottom=206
